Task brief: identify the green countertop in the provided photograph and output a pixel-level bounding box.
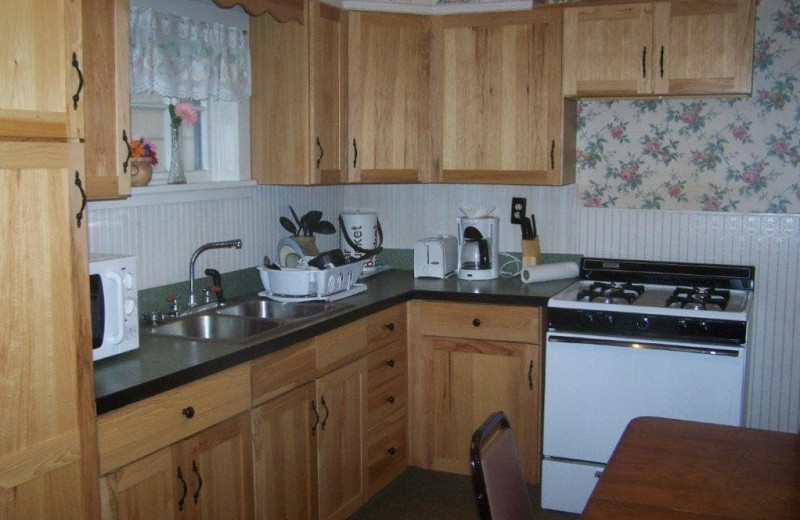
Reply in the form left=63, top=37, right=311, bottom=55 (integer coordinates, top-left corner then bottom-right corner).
left=94, top=268, right=576, bottom=415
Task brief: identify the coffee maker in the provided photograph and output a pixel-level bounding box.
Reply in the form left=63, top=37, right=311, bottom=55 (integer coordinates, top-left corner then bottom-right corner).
left=457, top=216, right=500, bottom=280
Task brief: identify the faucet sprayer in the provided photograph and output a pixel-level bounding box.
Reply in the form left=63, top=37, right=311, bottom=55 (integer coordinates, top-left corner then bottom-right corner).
left=188, top=239, right=242, bottom=307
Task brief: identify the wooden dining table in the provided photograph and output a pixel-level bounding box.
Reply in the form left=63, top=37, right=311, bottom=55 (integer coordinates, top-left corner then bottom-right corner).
left=581, top=416, right=800, bottom=520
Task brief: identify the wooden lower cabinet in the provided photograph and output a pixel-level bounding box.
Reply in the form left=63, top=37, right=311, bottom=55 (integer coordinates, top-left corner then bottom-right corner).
left=100, top=413, right=254, bottom=520
left=408, top=301, right=543, bottom=483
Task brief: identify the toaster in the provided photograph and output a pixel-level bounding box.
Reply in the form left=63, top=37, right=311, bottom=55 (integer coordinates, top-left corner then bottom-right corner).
left=414, top=235, right=458, bottom=278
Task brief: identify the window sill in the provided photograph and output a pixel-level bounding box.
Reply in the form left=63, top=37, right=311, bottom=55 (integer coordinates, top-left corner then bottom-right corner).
left=88, top=180, right=258, bottom=210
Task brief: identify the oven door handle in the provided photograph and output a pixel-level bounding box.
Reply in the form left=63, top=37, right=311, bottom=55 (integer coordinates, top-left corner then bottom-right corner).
left=547, top=335, right=740, bottom=357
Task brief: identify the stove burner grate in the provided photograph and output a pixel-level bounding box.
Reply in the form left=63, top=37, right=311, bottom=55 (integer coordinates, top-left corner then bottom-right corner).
left=577, top=282, right=645, bottom=304
left=666, top=286, right=730, bottom=311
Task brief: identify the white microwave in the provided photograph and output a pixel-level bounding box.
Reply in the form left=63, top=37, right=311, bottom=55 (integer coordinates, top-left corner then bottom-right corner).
left=89, top=254, right=139, bottom=361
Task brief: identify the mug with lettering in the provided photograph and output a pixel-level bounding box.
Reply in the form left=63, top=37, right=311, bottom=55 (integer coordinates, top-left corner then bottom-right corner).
left=339, top=210, right=383, bottom=272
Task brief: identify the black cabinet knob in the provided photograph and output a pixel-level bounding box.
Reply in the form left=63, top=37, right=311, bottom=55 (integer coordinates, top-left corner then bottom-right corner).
left=386, top=322, right=395, bottom=331
left=387, top=395, right=396, bottom=404
left=386, top=359, right=396, bottom=368
left=387, top=447, right=396, bottom=456
left=472, top=318, right=481, bottom=327
left=182, top=406, right=195, bottom=419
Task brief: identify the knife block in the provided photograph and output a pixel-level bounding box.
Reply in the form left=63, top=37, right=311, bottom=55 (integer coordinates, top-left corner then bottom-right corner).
left=522, top=238, right=542, bottom=267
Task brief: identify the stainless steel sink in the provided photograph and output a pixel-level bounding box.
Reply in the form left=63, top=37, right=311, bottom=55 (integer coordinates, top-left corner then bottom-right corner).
left=216, top=300, right=349, bottom=321
left=147, top=314, right=283, bottom=342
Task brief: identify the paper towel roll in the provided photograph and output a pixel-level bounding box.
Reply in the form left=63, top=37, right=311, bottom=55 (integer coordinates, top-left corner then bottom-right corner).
left=520, top=262, right=579, bottom=284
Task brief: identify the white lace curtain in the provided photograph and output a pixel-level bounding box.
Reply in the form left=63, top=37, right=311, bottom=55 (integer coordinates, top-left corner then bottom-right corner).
left=129, top=6, right=251, bottom=102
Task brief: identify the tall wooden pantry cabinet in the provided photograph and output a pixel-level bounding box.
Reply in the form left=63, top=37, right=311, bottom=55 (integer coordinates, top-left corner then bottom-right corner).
left=0, top=0, right=100, bottom=518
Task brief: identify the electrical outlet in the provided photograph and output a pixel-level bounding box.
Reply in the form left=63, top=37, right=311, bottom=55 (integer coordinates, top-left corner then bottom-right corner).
left=511, top=197, right=527, bottom=224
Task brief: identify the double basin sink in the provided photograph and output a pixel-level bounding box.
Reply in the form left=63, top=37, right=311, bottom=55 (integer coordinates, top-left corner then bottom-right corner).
left=143, top=298, right=351, bottom=343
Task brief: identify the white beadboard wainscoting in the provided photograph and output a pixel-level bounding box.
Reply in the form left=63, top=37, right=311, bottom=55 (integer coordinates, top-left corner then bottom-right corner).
left=88, top=184, right=799, bottom=433
left=576, top=208, right=800, bottom=434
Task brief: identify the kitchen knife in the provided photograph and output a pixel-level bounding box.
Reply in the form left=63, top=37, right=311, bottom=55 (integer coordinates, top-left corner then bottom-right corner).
left=531, top=214, right=537, bottom=239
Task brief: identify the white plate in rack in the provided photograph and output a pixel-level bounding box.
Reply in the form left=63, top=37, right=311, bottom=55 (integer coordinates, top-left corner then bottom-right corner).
left=258, top=283, right=367, bottom=303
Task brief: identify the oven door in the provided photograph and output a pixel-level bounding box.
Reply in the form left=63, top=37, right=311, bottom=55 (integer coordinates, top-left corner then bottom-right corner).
left=543, top=332, right=746, bottom=464
left=541, top=332, right=746, bottom=513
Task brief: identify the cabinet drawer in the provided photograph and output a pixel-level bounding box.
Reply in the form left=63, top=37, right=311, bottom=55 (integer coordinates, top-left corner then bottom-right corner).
left=367, top=411, right=407, bottom=497
left=315, top=319, right=367, bottom=371
left=417, top=301, right=540, bottom=343
left=98, top=363, right=251, bottom=474
left=366, top=304, right=406, bottom=350
left=367, top=375, right=407, bottom=430
left=251, top=340, right=316, bottom=405
left=367, top=340, right=407, bottom=392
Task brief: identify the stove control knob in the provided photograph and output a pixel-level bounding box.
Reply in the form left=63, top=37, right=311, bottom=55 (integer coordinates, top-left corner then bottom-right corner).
left=677, top=319, right=689, bottom=333
left=602, top=313, right=614, bottom=327
left=578, top=311, right=594, bottom=328
left=635, top=316, right=650, bottom=330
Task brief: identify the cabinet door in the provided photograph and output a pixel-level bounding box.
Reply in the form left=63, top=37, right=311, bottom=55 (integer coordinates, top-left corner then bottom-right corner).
left=418, top=336, right=541, bottom=483
left=178, top=414, right=254, bottom=520
left=250, top=1, right=344, bottom=185
left=0, top=142, right=99, bottom=518
left=435, top=8, right=570, bottom=185
left=100, top=447, right=178, bottom=520
left=347, top=11, right=431, bottom=183
left=81, top=0, right=132, bottom=199
left=562, top=3, right=654, bottom=97
left=0, top=0, right=83, bottom=140
left=316, top=360, right=367, bottom=520
left=652, top=0, right=755, bottom=95
left=252, top=383, right=318, bottom=520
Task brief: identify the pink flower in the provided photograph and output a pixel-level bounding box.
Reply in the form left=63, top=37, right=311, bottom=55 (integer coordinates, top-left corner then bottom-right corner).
left=610, top=126, right=624, bottom=139
left=646, top=139, right=661, bottom=153
left=586, top=196, right=602, bottom=207
left=741, top=171, right=760, bottom=185
left=667, top=185, right=682, bottom=198
left=704, top=199, right=721, bottom=211
left=732, top=126, right=748, bottom=140
left=174, top=102, right=198, bottom=126
left=772, top=140, right=789, bottom=155
left=691, top=151, right=703, bottom=161
left=681, top=112, right=697, bottom=125
left=795, top=188, right=800, bottom=200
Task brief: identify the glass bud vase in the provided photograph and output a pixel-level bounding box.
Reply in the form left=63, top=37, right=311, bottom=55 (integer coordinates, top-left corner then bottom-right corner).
left=168, top=124, right=186, bottom=184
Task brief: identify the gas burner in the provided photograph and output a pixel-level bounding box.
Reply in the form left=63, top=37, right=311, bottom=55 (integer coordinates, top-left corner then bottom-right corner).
left=666, top=287, right=730, bottom=311
left=577, top=282, right=645, bottom=305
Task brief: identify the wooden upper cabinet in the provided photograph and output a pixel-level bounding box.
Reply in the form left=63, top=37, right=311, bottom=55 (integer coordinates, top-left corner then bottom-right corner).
left=82, top=0, right=132, bottom=199
left=563, top=0, right=755, bottom=98
left=433, top=7, right=574, bottom=185
left=652, top=0, right=755, bottom=95
left=347, top=12, right=431, bottom=183
left=250, top=1, right=345, bottom=184
left=563, top=2, right=655, bottom=97
left=0, top=0, right=83, bottom=140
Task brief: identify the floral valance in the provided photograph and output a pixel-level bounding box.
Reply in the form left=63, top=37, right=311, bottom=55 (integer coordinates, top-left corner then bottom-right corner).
left=130, top=6, right=251, bottom=102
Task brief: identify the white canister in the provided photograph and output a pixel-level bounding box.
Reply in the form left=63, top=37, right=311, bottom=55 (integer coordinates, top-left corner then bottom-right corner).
left=339, top=210, right=383, bottom=271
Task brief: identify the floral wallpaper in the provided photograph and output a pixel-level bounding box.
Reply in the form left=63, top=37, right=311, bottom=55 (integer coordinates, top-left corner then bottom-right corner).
left=576, top=0, right=800, bottom=213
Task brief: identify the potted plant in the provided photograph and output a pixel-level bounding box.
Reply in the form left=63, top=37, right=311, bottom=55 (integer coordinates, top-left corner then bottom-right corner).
left=129, top=137, right=158, bottom=187
left=279, top=206, right=336, bottom=259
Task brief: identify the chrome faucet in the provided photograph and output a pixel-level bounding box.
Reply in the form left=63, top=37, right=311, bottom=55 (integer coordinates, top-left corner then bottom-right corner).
left=187, top=239, right=242, bottom=307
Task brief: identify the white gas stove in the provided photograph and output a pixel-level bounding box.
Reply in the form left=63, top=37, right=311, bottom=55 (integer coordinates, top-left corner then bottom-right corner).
left=541, top=258, right=755, bottom=514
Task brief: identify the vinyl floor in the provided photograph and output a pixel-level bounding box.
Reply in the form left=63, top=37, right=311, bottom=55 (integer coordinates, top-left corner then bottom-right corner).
left=347, top=467, right=579, bottom=520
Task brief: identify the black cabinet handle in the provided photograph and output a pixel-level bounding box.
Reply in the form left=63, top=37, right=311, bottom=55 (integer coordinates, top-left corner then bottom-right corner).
left=528, top=360, right=534, bottom=390
left=320, top=396, right=330, bottom=430
left=74, top=171, right=87, bottom=228
left=642, top=46, right=647, bottom=78
left=353, top=139, right=358, bottom=168
left=550, top=140, right=555, bottom=169
left=71, top=52, right=83, bottom=110
left=472, top=318, right=481, bottom=327
left=122, top=129, right=132, bottom=174
left=182, top=406, right=195, bottom=419
left=385, top=359, right=396, bottom=368
left=177, top=466, right=188, bottom=511
left=192, top=460, right=203, bottom=504
left=387, top=447, right=397, bottom=456
left=311, top=399, right=320, bottom=436
left=316, top=137, right=324, bottom=168
left=386, top=322, right=395, bottom=332
left=659, top=46, right=664, bottom=77
left=387, top=395, right=396, bottom=404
